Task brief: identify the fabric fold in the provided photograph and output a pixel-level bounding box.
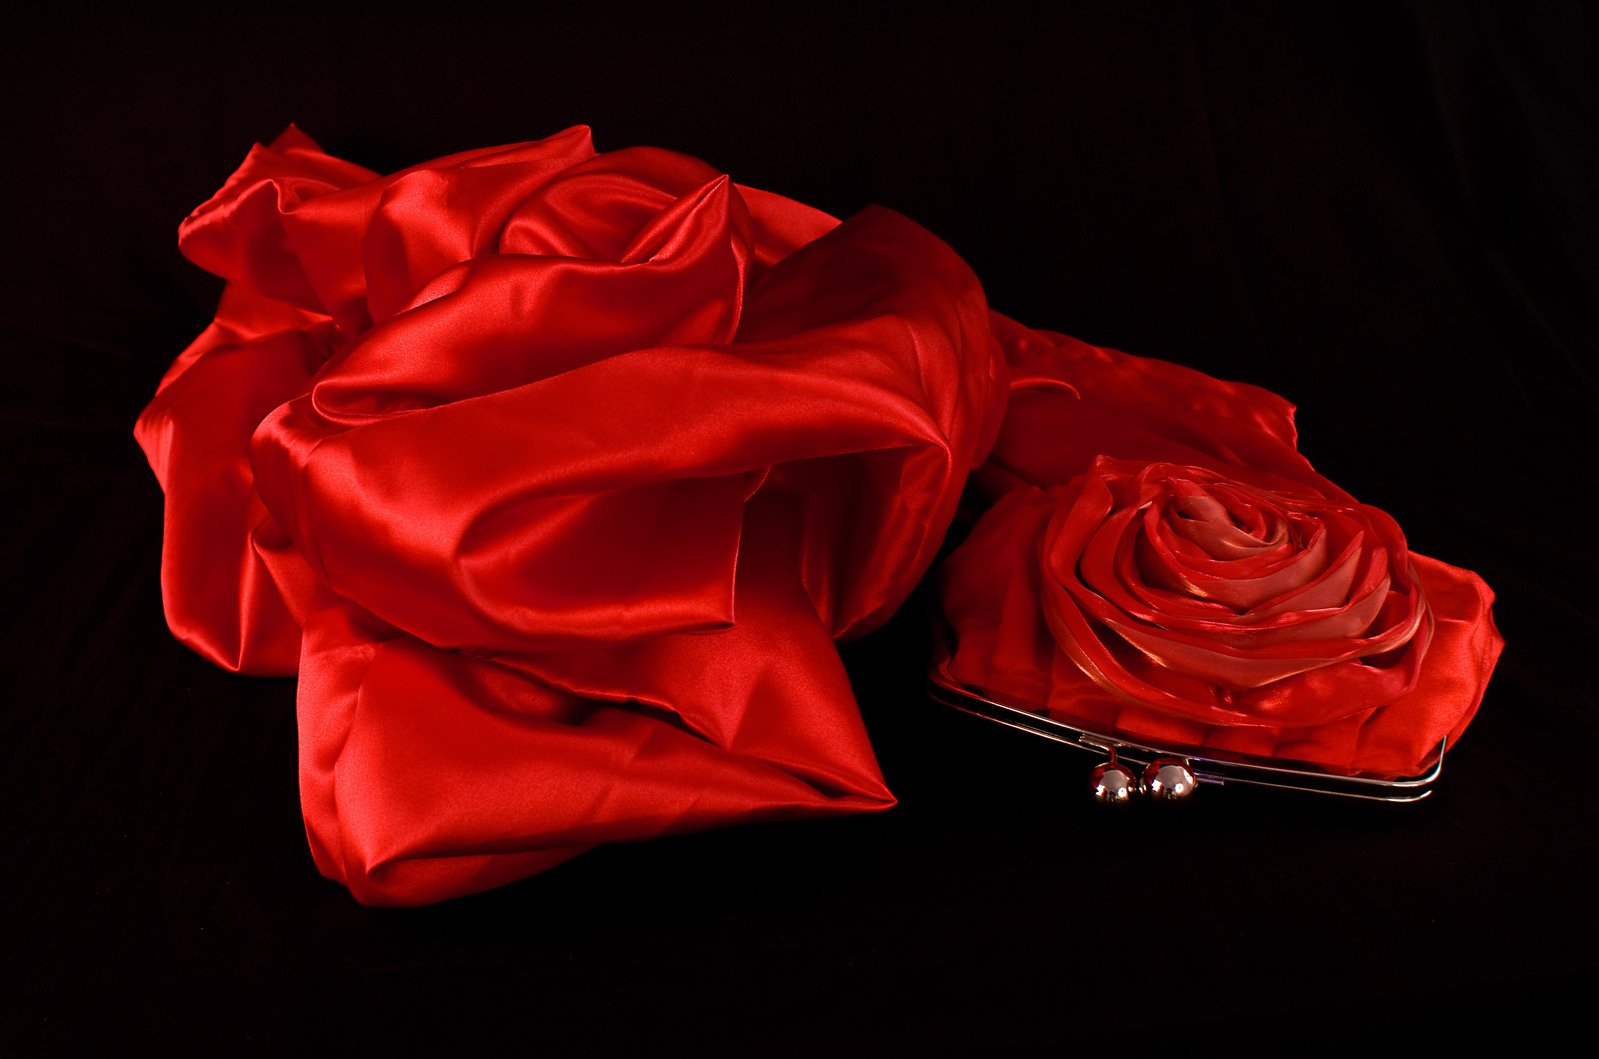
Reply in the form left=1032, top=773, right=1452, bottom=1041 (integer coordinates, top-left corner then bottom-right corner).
left=137, top=125, right=1006, bottom=905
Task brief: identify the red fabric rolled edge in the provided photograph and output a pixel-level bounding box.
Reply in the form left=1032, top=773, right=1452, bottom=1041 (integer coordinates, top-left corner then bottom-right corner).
left=938, top=313, right=1503, bottom=779
left=136, top=125, right=1008, bottom=905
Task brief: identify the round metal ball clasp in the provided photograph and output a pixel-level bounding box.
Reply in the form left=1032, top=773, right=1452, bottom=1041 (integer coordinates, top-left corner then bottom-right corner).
left=1142, top=758, right=1197, bottom=802
left=1090, top=760, right=1141, bottom=806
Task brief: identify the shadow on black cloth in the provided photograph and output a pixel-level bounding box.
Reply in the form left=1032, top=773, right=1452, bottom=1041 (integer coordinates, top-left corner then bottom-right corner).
left=2, top=2, right=1595, bottom=1051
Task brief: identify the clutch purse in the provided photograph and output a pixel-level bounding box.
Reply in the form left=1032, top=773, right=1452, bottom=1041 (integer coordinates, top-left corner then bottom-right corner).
left=929, top=312, right=1503, bottom=807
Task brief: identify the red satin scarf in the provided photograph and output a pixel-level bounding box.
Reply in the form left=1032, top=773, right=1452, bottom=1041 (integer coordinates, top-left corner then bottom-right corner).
left=136, top=125, right=1007, bottom=905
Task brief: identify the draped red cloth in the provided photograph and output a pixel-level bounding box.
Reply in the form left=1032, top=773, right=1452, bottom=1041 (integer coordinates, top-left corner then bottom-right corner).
left=136, top=125, right=1008, bottom=905
left=139, top=125, right=1503, bottom=904
left=938, top=314, right=1503, bottom=778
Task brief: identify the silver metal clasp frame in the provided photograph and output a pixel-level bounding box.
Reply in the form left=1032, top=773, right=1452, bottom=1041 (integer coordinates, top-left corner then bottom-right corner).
left=928, top=670, right=1445, bottom=805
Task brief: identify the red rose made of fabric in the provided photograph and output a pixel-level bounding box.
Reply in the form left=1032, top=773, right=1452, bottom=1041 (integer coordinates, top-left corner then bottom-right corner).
left=938, top=313, right=1502, bottom=778
left=136, top=125, right=1007, bottom=905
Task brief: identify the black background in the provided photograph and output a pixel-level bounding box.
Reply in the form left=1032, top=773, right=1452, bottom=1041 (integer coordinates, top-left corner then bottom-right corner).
left=4, top=2, right=1597, bottom=1051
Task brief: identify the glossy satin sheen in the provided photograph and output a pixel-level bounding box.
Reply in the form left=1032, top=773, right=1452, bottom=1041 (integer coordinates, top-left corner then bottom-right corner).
left=939, top=314, right=1503, bottom=779
left=136, top=125, right=1008, bottom=905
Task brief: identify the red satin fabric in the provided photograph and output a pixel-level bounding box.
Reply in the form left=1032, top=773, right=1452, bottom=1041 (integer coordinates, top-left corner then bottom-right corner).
left=136, top=125, right=1007, bottom=905
left=938, top=314, right=1503, bottom=778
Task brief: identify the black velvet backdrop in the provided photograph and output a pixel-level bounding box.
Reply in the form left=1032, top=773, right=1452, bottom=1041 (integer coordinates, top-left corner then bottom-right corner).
left=4, top=3, right=1596, bottom=1051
